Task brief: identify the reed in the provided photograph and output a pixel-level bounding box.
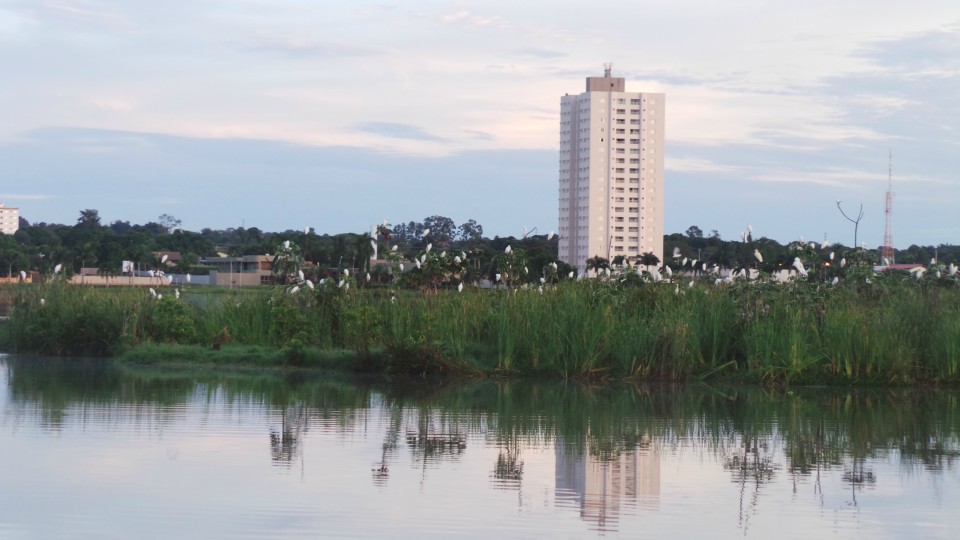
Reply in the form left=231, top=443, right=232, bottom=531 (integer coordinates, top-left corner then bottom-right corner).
left=6, top=275, right=960, bottom=384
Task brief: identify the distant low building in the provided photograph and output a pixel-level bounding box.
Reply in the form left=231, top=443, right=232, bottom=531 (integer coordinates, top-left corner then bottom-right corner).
left=0, top=202, right=19, bottom=235
left=202, top=255, right=275, bottom=287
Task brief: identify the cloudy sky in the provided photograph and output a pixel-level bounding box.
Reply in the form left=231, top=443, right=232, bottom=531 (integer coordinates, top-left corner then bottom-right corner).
left=1, top=0, right=958, bottom=247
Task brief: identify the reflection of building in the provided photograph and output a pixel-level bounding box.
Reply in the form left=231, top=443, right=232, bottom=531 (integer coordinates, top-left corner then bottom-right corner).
left=0, top=202, right=19, bottom=235
left=556, top=436, right=660, bottom=532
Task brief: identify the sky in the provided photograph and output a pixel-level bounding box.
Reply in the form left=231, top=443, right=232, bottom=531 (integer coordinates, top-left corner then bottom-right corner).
left=1, top=0, right=958, bottom=247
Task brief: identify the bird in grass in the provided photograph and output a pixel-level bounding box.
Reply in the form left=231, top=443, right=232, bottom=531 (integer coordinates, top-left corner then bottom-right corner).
left=458, top=283, right=464, bottom=293
left=289, top=286, right=300, bottom=294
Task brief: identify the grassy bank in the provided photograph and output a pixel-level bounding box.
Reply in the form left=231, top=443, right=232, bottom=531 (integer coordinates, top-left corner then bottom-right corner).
left=4, top=272, right=960, bottom=384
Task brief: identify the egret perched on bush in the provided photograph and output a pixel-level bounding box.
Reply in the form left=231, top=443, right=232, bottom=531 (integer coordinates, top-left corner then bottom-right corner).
left=54, top=264, right=62, bottom=274
left=422, top=228, right=430, bottom=237
left=793, top=258, right=807, bottom=277
left=505, top=245, right=512, bottom=254
left=753, top=249, right=763, bottom=263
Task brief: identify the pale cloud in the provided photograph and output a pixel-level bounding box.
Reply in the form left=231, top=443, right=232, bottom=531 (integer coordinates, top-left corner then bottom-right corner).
left=0, top=194, right=54, bottom=201
left=439, top=10, right=510, bottom=29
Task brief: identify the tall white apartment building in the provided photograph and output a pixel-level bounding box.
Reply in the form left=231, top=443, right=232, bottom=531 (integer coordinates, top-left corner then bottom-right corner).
left=558, top=67, right=664, bottom=274
left=0, top=202, right=19, bottom=235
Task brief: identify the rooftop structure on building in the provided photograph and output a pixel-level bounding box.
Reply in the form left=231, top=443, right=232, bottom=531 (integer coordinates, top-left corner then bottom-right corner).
left=558, top=65, right=665, bottom=274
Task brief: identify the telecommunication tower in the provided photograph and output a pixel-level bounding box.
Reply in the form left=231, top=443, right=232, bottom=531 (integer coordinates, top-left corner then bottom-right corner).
left=881, top=150, right=895, bottom=263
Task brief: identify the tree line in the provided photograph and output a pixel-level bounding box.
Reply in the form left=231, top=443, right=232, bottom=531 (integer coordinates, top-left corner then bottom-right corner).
left=1, top=211, right=956, bottom=280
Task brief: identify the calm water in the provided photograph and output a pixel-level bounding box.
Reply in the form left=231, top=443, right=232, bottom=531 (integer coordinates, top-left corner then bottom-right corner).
left=2, top=354, right=959, bottom=539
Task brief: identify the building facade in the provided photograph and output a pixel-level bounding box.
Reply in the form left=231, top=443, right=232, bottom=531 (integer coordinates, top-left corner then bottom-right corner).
left=0, top=202, right=19, bottom=235
left=558, top=67, right=664, bottom=274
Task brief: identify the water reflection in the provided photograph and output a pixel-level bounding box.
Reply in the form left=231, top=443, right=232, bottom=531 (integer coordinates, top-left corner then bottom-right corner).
left=556, top=435, right=660, bottom=532
left=3, top=355, right=960, bottom=538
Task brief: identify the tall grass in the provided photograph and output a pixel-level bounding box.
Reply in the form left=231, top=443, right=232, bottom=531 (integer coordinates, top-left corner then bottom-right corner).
left=6, top=277, right=960, bottom=384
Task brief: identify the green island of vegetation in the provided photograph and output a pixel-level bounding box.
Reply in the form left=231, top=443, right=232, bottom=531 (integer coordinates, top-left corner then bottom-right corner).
left=1, top=211, right=959, bottom=385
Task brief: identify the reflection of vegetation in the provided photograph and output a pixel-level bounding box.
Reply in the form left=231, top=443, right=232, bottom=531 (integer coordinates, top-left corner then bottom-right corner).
left=5, top=357, right=960, bottom=484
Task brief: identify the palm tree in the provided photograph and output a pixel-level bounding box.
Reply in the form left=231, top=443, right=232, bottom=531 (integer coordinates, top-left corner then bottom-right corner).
left=639, top=252, right=660, bottom=268
left=586, top=256, right=609, bottom=275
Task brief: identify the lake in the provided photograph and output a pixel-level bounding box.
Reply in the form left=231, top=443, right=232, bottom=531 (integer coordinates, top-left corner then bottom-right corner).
left=2, top=353, right=959, bottom=539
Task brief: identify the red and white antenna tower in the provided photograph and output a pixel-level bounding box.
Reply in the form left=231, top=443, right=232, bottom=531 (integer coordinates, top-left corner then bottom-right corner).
left=881, top=150, right=895, bottom=264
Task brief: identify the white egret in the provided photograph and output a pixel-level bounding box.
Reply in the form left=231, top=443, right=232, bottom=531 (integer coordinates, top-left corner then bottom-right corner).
left=157, top=294, right=162, bottom=300
left=420, top=254, right=426, bottom=263
left=366, top=273, right=371, bottom=282
left=440, top=251, right=446, bottom=258
left=540, top=277, right=546, bottom=284
left=392, top=245, right=398, bottom=252
left=19, top=270, right=26, bottom=280
left=426, top=243, right=432, bottom=253
left=166, top=275, right=174, bottom=285
left=547, top=230, right=555, bottom=241
left=298, top=270, right=304, bottom=281
left=672, top=247, right=681, bottom=258
left=343, top=269, right=349, bottom=276
left=747, top=224, right=753, bottom=234
left=496, top=273, right=501, bottom=282
left=40, top=298, right=45, bottom=306
left=702, top=262, right=707, bottom=271
left=338, top=279, right=345, bottom=288
left=505, top=245, right=512, bottom=254
left=665, top=265, right=673, bottom=276
left=161, top=254, right=168, bottom=264
left=830, top=252, right=835, bottom=261
left=345, top=283, right=350, bottom=290
left=949, top=263, right=958, bottom=276
left=568, top=271, right=574, bottom=278
left=186, top=273, right=192, bottom=284
left=822, top=240, right=832, bottom=248
left=931, top=258, right=937, bottom=265
left=283, top=240, right=290, bottom=249
left=832, top=277, right=839, bottom=286
left=54, top=263, right=62, bottom=274
left=306, top=279, right=314, bottom=289
left=792, top=258, right=808, bottom=276
left=754, top=249, right=763, bottom=263
left=149, top=288, right=157, bottom=297
left=399, top=263, right=404, bottom=272
left=682, top=257, right=688, bottom=266
left=304, top=226, right=310, bottom=235
left=458, top=282, right=464, bottom=293
left=551, top=262, right=558, bottom=269
left=454, top=256, right=461, bottom=264
left=290, top=286, right=300, bottom=294
left=415, top=260, right=421, bottom=269
left=524, top=266, right=529, bottom=274
left=319, top=278, right=326, bottom=285
left=840, top=258, right=846, bottom=268
left=422, top=228, right=430, bottom=237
